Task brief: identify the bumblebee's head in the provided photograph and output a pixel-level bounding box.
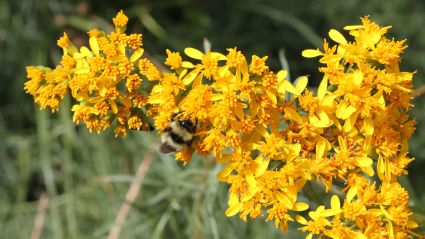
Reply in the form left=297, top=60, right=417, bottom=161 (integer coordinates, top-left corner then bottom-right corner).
left=178, top=119, right=196, bottom=133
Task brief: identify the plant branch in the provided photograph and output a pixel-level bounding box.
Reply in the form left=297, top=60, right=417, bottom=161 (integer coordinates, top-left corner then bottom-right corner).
left=107, top=150, right=154, bottom=239
left=31, top=193, right=49, bottom=239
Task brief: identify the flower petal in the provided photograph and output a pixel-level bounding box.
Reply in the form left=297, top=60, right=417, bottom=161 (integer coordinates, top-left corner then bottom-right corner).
left=356, top=156, right=373, bottom=167
left=89, top=37, right=99, bottom=56
left=184, top=47, right=204, bottom=60
left=362, top=117, right=374, bottom=136
left=302, top=49, right=323, bottom=58
left=336, top=102, right=357, bottom=120
left=225, top=203, right=243, bottom=217
left=284, top=80, right=301, bottom=95
left=316, top=136, right=328, bottom=159
left=317, top=77, right=328, bottom=99
left=255, top=156, right=270, bottom=176
left=211, top=52, right=227, bottom=61
left=181, top=61, right=194, bottom=68
left=331, top=195, right=340, bottom=210
left=277, top=70, right=288, bottom=82
left=292, top=202, right=309, bottom=211
left=182, top=69, right=201, bottom=85
left=329, top=29, right=347, bottom=45
left=321, top=208, right=342, bottom=217
left=346, top=186, right=357, bottom=203
left=343, top=25, right=364, bottom=30
left=295, top=215, right=308, bottom=225
left=295, top=76, right=308, bottom=93
left=130, top=48, right=144, bottom=62
left=284, top=108, right=304, bottom=123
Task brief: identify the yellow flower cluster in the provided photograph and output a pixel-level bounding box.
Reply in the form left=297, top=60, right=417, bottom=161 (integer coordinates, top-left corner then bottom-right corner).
left=25, top=12, right=420, bottom=238
left=25, top=10, right=159, bottom=136
left=293, top=17, right=418, bottom=238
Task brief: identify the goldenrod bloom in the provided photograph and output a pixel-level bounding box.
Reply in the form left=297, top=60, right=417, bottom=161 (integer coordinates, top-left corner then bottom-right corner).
left=24, top=12, right=419, bottom=239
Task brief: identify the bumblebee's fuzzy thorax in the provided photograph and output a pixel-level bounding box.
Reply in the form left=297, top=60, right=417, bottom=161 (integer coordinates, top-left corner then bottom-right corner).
left=159, top=118, right=196, bottom=154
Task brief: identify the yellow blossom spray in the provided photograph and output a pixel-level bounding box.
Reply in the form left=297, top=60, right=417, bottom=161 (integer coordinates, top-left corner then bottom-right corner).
left=24, top=11, right=421, bottom=238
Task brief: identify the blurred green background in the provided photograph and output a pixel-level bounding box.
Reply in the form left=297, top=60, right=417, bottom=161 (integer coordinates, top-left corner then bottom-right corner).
left=1, top=0, right=425, bottom=238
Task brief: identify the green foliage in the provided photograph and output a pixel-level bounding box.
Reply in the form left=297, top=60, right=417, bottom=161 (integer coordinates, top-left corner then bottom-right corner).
left=1, top=0, right=424, bottom=238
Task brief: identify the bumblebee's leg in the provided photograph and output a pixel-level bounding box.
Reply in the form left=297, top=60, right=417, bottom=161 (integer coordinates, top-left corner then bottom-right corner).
left=171, top=110, right=186, bottom=121
left=171, top=112, right=178, bottom=121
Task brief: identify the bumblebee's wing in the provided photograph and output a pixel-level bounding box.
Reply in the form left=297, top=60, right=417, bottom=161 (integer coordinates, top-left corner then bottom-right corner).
left=159, top=143, right=175, bottom=154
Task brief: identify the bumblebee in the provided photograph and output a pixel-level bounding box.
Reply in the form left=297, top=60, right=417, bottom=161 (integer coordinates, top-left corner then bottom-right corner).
left=159, top=113, right=196, bottom=154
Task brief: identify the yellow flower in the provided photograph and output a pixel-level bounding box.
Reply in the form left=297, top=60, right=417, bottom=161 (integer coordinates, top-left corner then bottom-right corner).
left=238, top=117, right=256, bottom=133
left=87, top=28, right=101, bottom=37
left=165, top=49, right=182, bottom=69
left=57, top=33, right=70, bottom=49
left=249, top=55, right=268, bottom=76
left=253, top=133, right=300, bottom=161
left=127, top=33, right=143, bottom=49
left=112, top=10, right=128, bottom=29
left=108, top=32, right=127, bottom=46
left=225, top=130, right=241, bottom=150
left=126, top=74, right=142, bottom=92
left=127, top=115, right=143, bottom=130
left=347, top=16, right=391, bottom=50
left=24, top=66, right=69, bottom=112
left=138, top=58, right=161, bottom=81
left=118, top=58, right=134, bottom=76
left=179, top=84, right=213, bottom=121
left=175, top=147, right=193, bottom=165
left=182, top=47, right=226, bottom=81
left=149, top=82, right=177, bottom=131
left=199, top=51, right=220, bottom=78
left=24, top=66, right=44, bottom=95
left=209, top=76, right=246, bottom=129
left=266, top=203, right=292, bottom=230
left=114, top=124, right=127, bottom=137
left=261, top=71, right=278, bottom=91
left=200, top=128, right=226, bottom=158
left=57, top=33, right=77, bottom=55
left=226, top=47, right=248, bottom=73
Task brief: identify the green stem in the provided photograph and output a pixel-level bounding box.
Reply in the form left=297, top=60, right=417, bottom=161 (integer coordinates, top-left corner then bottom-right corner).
left=36, top=108, right=63, bottom=239
left=60, top=95, right=78, bottom=238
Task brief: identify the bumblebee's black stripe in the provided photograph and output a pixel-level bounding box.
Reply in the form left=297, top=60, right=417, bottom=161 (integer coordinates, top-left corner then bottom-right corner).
left=170, top=132, right=185, bottom=144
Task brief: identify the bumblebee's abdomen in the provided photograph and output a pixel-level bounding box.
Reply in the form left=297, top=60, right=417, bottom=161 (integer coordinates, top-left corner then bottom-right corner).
left=160, top=121, right=194, bottom=153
